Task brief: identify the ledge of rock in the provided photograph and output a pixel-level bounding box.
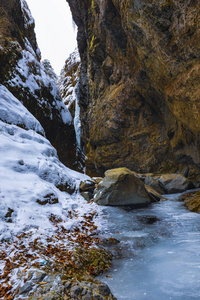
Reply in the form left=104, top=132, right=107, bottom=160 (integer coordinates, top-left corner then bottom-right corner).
left=180, top=191, right=200, bottom=213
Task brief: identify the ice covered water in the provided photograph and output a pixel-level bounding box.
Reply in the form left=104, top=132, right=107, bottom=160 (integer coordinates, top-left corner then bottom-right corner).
left=98, top=192, right=200, bottom=300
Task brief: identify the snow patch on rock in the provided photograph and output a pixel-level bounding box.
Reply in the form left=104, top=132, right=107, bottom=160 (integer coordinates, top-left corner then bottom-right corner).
left=0, top=85, right=44, bottom=135
left=7, top=45, right=73, bottom=125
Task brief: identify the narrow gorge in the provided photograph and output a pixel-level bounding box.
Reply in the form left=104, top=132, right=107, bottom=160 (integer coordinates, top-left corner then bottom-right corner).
left=0, top=0, right=200, bottom=299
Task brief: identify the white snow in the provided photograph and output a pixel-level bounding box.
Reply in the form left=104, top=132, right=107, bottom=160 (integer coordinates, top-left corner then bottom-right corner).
left=0, top=86, right=104, bottom=297
left=0, top=85, right=102, bottom=242
left=59, top=48, right=80, bottom=107
left=20, top=0, right=35, bottom=29
left=8, top=40, right=72, bottom=125
left=0, top=85, right=44, bottom=135
left=59, top=49, right=81, bottom=145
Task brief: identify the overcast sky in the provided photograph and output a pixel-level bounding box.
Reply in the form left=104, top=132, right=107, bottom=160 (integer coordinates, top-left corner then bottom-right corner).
left=26, top=0, right=77, bottom=74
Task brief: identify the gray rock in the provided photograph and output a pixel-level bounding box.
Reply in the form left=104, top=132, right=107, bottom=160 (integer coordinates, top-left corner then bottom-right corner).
left=92, top=177, right=103, bottom=184
left=94, top=168, right=150, bottom=206
left=80, top=179, right=96, bottom=192
left=82, top=294, right=93, bottom=300
left=19, top=282, right=32, bottom=294
left=158, top=174, right=193, bottom=194
left=32, top=271, right=47, bottom=283
left=64, top=280, right=72, bottom=291
left=70, top=284, right=83, bottom=296
left=145, top=184, right=163, bottom=202
left=93, top=293, right=104, bottom=300
left=36, top=193, right=59, bottom=205
left=144, top=175, right=165, bottom=194
left=98, top=283, right=111, bottom=296
left=81, top=191, right=93, bottom=201
left=180, top=167, right=189, bottom=178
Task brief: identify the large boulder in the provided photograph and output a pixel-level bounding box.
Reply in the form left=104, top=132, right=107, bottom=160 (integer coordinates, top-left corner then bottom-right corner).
left=94, top=168, right=151, bottom=206
left=158, top=174, right=193, bottom=194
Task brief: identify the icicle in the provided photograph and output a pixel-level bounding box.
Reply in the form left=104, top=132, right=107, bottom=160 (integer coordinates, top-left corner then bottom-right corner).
left=74, top=82, right=81, bottom=149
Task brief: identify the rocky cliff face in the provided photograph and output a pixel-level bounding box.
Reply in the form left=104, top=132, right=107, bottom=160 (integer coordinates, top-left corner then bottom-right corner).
left=67, top=0, right=200, bottom=177
left=58, top=49, right=80, bottom=119
left=0, top=0, right=77, bottom=168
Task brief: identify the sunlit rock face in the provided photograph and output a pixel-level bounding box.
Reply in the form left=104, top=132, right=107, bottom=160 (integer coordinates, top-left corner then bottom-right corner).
left=0, top=0, right=77, bottom=168
left=67, top=0, right=200, bottom=177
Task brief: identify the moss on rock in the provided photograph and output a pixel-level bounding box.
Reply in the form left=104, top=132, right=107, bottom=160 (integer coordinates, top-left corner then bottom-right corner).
left=180, top=191, right=200, bottom=213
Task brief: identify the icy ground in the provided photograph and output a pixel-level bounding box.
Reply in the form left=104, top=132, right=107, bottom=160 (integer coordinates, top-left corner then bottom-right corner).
left=0, top=85, right=104, bottom=298
left=98, top=192, right=200, bottom=300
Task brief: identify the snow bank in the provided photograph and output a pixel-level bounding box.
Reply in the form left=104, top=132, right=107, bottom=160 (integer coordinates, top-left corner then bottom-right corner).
left=0, top=86, right=96, bottom=241
left=0, top=85, right=44, bottom=135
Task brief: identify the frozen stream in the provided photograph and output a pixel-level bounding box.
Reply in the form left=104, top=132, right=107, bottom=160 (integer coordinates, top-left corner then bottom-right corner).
left=98, top=192, right=200, bottom=300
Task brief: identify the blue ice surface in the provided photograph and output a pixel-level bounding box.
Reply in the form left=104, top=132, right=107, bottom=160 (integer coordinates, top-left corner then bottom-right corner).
left=98, top=190, right=200, bottom=300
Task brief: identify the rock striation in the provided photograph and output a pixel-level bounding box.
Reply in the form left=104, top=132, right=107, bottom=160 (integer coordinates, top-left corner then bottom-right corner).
left=67, top=0, right=200, bottom=177
left=0, top=0, right=77, bottom=168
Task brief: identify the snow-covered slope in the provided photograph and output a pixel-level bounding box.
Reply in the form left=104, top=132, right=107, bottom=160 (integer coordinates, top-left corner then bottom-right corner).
left=0, top=85, right=104, bottom=298
left=0, top=85, right=92, bottom=240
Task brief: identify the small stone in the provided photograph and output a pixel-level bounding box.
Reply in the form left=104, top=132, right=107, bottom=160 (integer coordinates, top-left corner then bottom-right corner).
left=32, top=271, right=46, bottom=283
left=70, top=284, right=83, bottom=296
left=93, top=292, right=104, bottom=300
left=98, top=283, right=111, bottom=296
left=37, top=193, right=59, bottom=205
left=80, top=179, right=96, bottom=192
left=102, top=237, right=120, bottom=246
left=18, top=159, right=24, bottom=165
left=81, top=191, right=91, bottom=201
left=81, top=287, right=88, bottom=296
left=5, top=208, right=14, bottom=218
left=82, top=294, right=93, bottom=300
left=19, top=282, right=32, bottom=294
left=64, top=281, right=72, bottom=291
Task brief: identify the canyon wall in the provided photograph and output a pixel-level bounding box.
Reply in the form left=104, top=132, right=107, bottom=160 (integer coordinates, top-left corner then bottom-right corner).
left=0, top=0, right=77, bottom=168
left=67, top=0, right=200, bottom=177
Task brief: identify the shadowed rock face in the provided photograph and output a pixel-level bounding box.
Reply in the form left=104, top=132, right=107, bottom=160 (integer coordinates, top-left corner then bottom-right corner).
left=0, top=0, right=77, bottom=169
left=67, top=0, right=200, bottom=176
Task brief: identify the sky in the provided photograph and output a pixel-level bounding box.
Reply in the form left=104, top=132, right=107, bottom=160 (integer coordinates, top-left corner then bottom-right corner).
left=26, top=0, right=77, bottom=74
